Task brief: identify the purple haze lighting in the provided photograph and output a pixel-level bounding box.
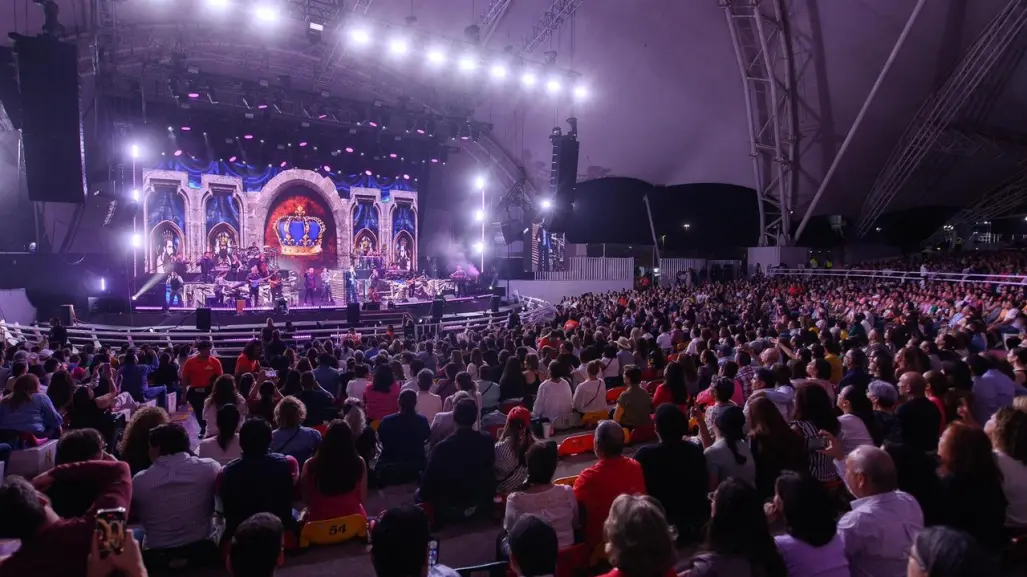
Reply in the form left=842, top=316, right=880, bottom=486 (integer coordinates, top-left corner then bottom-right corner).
left=180, top=126, right=191, bottom=131
left=280, top=161, right=287, bottom=168
left=228, top=156, right=237, bottom=162
left=188, top=92, right=200, bottom=99
left=243, top=134, right=254, bottom=140
left=299, top=142, right=308, bottom=147
left=365, top=170, right=373, bottom=176
left=345, top=147, right=354, bottom=153
left=389, top=153, right=397, bottom=158
left=174, top=150, right=183, bottom=157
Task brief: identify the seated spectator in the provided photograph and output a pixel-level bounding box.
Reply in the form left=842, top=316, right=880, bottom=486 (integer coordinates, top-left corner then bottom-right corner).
left=418, top=398, right=495, bottom=517
left=532, top=361, right=573, bottom=424
left=508, top=515, right=559, bottom=577
left=434, top=362, right=461, bottom=403
left=270, top=396, right=322, bottom=465
left=46, top=428, right=108, bottom=518
left=477, top=365, right=501, bottom=412
left=573, top=420, right=646, bottom=548
left=132, top=423, right=220, bottom=564
left=219, top=418, right=299, bottom=540
left=573, top=360, right=609, bottom=415
left=118, top=350, right=166, bottom=408
left=835, top=385, right=877, bottom=453
left=117, top=406, right=170, bottom=475
left=504, top=442, right=578, bottom=548
left=791, top=383, right=841, bottom=483
left=600, top=494, right=676, bottom=577
left=699, top=377, right=738, bottom=433
left=634, top=404, right=709, bottom=543
left=895, top=371, right=942, bottom=452
left=297, top=370, right=336, bottom=426
left=652, top=360, right=690, bottom=410
left=377, top=389, right=431, bottom=485
left=988, top=406, right=1027, bottom=530
left=882, top=442, right=946, bottom=527
left=429, top=390, right=473, bottom=448
left=868, top=380, right=903, bottom=444
left=613, top=365, right=653, bottom=429
left=414, top=368, right=443, bottom=422
left=371, top=504, right=460, bottom=577
left=342, top=397, right=379, bottom=467
left=769, top=473, right=849, bottom=577
left=312, top=352, right=341, bottom=394
left=344, top=364, right=371, bottom=400
left=300, top=420, right=367, bottom=522
left=364, top=364, right=401, bottom=422
left=495, top=407, right=536, bottom=493
left=46, top=370, right=75, bottom=415
left=746, top=396, right=807, bottom=500
left=202, top=374, right=248, bottom=439
left=249, top=379, right=282, bottom=423
left=0, top=459, right=132, bottom=576
left=699, top=405, right=755, bottom=489
left=968, top=353, right=1019, bottom=425
left=66, top=375, right=121, bottom=447
left=152, top=352, right=180, bottom=395
left=908, top=526, right=1000, bottom=577
left=228, top=512, right=285, bottom=577
left=936, top=422, right=1008, bottom=553
left=198, top=404, right=243, bottom=465
left=235, top=340, right=262, bottom=380
left=442, top=372, right=483, bottom=419
left=679, top=478, right=787, bottom=577
left=0, top=373, right=62, bottom=440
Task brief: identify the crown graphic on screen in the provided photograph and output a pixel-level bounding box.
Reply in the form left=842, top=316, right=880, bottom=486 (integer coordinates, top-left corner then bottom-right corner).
left=161, top=230, right=175, bottom=244
left=275, top=205, right=325, bottom=256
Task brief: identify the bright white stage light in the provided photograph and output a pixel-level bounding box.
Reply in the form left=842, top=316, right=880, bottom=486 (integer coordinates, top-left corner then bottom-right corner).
left=540, top=199, right=552, bottom=209
left=521, top=73, right=537, bottom=88
left=130, top=144, right=140, bottom=159
left=309, top=22, right=324, bottom=32
left=100, top=277, right=106, bottom=292
left=475, top=209, right=485, bottom=222
left=207, top=0, right=229, bottom=8
left=573, top=85, right=589, bottom=100
left=490, top=64, right=507, bottom=80
left=545, top=79, right=561, bottom=94
left=474, top=176, right=486, bottom=189
left=473, top=241, right=484, bottom=254
left=427, top=50, right=446, bottom=65
left=254, top=5, right=278, bottom=22
left=458, top=55, right=478, bottom=72
left=388, top=38, right=409, bottom=56
left=131, top=188, right=140, bottom=202
left=350, top=28, right=371, bottom=45
left=130, top=233, right=142, bottom=249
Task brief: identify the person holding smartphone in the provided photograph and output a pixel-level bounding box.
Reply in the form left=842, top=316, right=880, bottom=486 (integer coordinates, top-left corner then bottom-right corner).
left=370, top=505, right=459, bottom=577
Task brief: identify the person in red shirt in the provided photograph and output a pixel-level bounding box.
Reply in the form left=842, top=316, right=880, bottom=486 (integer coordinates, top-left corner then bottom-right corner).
left=0, top=459, right=133, bottom=577
left=181, top=340, right=224, bottom=437
left=573, top=420, right=646, bottom=549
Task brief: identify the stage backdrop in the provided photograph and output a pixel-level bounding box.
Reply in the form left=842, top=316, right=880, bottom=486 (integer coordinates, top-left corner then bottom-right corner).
left=140, top=167, right=417, bottom=274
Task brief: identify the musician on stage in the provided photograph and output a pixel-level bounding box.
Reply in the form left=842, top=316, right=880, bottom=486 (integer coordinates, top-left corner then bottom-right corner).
left=269, top=269, right=283, bottom=302
left=257, top=254, right=270, bottom=277
left=198, top=251, right=216, bottom=282
left=345, top=266, right=359, bottom=305
left=229, top=253, right=242, bottom=281
left=213, top=272, right=227, bottom=306
left=163, top=270, right=184, bottom=312
left=303, top=267, right=318, bottom=306
left=320, top=267, right=335, bottom=305
left=247, top=266, right=263, bottom=307
left=451, top=265, right=469, bottom=297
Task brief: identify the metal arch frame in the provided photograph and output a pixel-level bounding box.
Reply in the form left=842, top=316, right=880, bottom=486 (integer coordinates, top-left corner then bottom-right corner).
left=722, top=0, right=800, bottom=247
left=478, top=0, right=516, bottom=46
left=921, top=165, right=1027, bottom=248
left=521, top=0, right=586, bottom=54
left=856, top=0, right=1027, bottom=237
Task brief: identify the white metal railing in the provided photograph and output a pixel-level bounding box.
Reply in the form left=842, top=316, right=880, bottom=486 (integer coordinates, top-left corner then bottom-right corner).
left=534, top=257, right=634, bottom=281
left=767, top=267, right=1027, bottom=286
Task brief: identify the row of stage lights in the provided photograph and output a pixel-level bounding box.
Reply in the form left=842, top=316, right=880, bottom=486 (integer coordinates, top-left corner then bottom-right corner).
left=166, top=0, right=590, bottom=103
left=468, top=175, right=552, bottom=255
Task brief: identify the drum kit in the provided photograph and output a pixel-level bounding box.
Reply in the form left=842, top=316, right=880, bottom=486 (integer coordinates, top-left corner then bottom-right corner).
left=246, top=245, right=279, bottom=268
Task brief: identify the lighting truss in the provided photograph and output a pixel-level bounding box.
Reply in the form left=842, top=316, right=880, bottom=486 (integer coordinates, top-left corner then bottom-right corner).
left=856, top=0, right=1027, bottom=237
left=921, top=165, right=1027, bottom=248
left=477, top=0, right=515, bottom=46
left=522, top=0, right=586, bottom=54
left=313, top=0, right=374, bottom=90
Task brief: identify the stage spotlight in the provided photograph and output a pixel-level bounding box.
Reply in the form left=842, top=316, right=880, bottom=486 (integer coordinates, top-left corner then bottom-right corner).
left=458, top=55, right=478, bottom=72
left=545, top=79, right=561, bottom=94
left=403, top=174, right=410, bottom=180
left=228, top=155, right=237, bottom=162
left=389, top=38, right=409, bottom=56
left=427, top=49, right=446, bottom=65
left=254, top=5, right=278, bottom=22
left=298, top=141, right=308, bottom=147
left=573, top=85, right=589, bottom=100
left=323, top=165, right=332, bottom=172
left=131, top=188, right=140, bottom=202
left=365, top=170, right=373, bottom=176
left=540, top=199, right=552, bottom=209
left=208, top=0, right=229, bottom=7
left=389, top=153, right=398, bottom=158
left=345, top=147, right=354, bottom=153
left=280, top=161, right=287, bottom=168
left=173, top=149, right=183, bottom=157
left=309, top=22, right=324, bottom=32
left=521, top=72, right=537, bottom=88
left=243, top=134, right=254, bottom=140
left=490, top=64, right=507, bottom=80
left=130, top=233, right=142, bottom=249
left=473, top=241, right=484, bottom=254
left=130, top=144, right=140, bottom=159
left=100, top=277, right=106, bottom=292
left=180, top=126, right=191, bottom=131
left=475, top=209, right=484, bottom=221
left=350, top=27, right=371, bottom=45
left=474, top=176, right=486, bottom=189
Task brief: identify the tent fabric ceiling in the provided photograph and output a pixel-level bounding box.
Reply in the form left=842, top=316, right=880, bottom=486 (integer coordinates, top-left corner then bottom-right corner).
left=4, top=0, right=1027, bottom=221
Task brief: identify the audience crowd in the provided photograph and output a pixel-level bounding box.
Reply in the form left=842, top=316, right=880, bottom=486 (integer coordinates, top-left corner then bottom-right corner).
left=3, top=257, right=1027, bottom=577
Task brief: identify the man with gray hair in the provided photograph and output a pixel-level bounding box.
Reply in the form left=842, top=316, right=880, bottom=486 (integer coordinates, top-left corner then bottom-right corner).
left=826, top=441, right=924, bottom=577
left=572, top=421, right=647, bottom=550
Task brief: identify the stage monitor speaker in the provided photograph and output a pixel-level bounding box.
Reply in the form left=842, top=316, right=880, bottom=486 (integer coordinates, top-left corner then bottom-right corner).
left=430, top=296, right=445, bottom=321
left=13, top=36, right=86, bottom=203
left=364, top=302, right=381, bottom=311
left=196, top=307, right=212, bottom=332
left=490, top=295, right=500, bottom=313
left=347, top=302, right=361, bottom=326
left=57, top=304, right=74, bottom=326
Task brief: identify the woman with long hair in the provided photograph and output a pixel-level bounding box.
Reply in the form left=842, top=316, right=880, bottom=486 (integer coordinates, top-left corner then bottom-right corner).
left=747, top=396, right=807, bottom=500
left=45, top=370, right=75, bottom=415
left=644, top=347, right=666, bottom=381
left=503, top=441, right=578, bottom=548
left=300, top=420, right=367, bottom=521
left=653, top=360, right=689, bottom=409
left=835, top=385, right=877, bottom=451
left=791, top=383, right=842, bottom=483
left=202, top=374, right=248, bottom=438
left=364, top=364, right=400, bottom=422
left=702, top=405, right=755, bottom=489
left=249, top=379, right=282, bottom=422
left=908, top=526, right=1000, bottom=577
left=770, top=473, right=848, bottom=577
left=494, top=407, right=536, bottom=493
left=116, top=405, right=169, bottom=475
left=523, top=353, right=542, bottom=404
left=198, top=404, right=243, bottom=465
left=499, top=356, right=527, bottom=401
left=468, top=348, right=486, bottom=381
left=0, top=374, right=62, bottom=440
left=938, top=422, right=1008, bottom=553
left=988, top=406, right=1027, bottom=530
left=236, top=339, right=262, bottom=379
left=342, top=397, right=378, bottom=467
left=680, top=478, right=787, bottom=577
left=281, top=369, right=303, bottom=397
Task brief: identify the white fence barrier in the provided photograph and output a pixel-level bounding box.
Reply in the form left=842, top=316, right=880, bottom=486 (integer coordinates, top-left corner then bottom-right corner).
left=535, top=257, right=634, bottom=281
left=767, top=267, right=1027, bottom=286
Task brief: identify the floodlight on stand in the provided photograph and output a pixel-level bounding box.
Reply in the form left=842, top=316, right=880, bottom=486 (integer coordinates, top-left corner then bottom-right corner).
left=490, top=64, right=507, bottom=80
left=130, top=233, right=142, bottom=249
left=475, top=176, right=486, bottom=189
left=458, top=55, right=478, bottom=72
left=130, top=144, right=140, bottom=159
left=473, top=241, right=484, bottom=254
left=573, top=85, right=589, bottom=100
left=350, top=27, right=371, bottom=45
left=521, top=72, right=537, bottom=88
left=545, top=79, right=561, bottom=94
left=389, top=38, right=409, bottom=56
left=475, top=209, right=485, bottom=221
left=427, top=49, right=446, bottom=65
left=131, top=189, right=140, bottom=202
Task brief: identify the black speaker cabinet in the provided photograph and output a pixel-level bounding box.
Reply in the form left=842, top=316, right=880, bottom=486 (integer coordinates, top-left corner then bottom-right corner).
left=195, top=307, right=212, bottom=332
left=347, top=302, right=361, bottom=326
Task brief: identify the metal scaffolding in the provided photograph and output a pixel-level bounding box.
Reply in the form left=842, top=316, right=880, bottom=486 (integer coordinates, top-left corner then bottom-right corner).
left=313, top=0, right=375, bottom=90
left=522, top=0, right=586, bottom=54
left=856, top=0, right=1027, bottom=237
left=478, top=0, right=516, bottom=46
left=721, top=0, right=800, bottom=246
left=921, top=165, right=1027, bottom=248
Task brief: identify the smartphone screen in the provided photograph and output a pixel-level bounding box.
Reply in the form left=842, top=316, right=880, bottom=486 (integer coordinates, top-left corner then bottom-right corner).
left=95, top=507, right=127, bottom=558
left=808, top=436, right=829, bottom=451
left=427, top=538, right=439, bottom=567
left=266, top=370, right=277, bottom=379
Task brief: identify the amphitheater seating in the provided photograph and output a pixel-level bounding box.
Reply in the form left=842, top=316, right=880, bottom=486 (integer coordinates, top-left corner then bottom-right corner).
left=298, top=514, right=368, bottom=548
left=605, top=387, right=625, bottom=404
left=579, top=410, right=608, bottom=428
left=7, top=439, right=58, bottom=478
left=557, top=433, right=593, bottom=458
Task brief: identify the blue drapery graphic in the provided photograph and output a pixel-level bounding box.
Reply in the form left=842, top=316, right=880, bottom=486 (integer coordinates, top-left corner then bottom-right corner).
left=147, top=184, right=186, bottom=231
left=156, top=158, right=416, bottom=197
left=205, top=193, right=241, bottom=232
left=392, top=204, right=416, bottom=237
left=352, top=201, right=379, bottom=233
